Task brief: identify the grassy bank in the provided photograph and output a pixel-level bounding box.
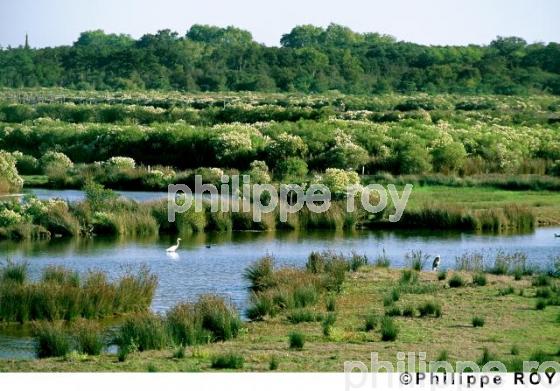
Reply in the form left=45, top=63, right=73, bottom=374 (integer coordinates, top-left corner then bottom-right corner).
left=4, top=181, right=560, bottom=243
left=1, top=258, right=558, bottom=372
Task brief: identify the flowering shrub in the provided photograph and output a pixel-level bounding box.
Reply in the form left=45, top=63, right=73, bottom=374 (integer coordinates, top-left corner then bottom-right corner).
left=142, top=169, right=176, bottom=189
left=40, top=151, right=73, bottom=172
left=0, top=151, right=23, bottom=192
left=248, top=160, right=271, bottom=183
left=107, top=156, right=136, bottom=169
left=0, top=209, right=24, bottom=226
left=318, top=168, right=361, bottom=195
left=265, top=133, right=308, bottom=167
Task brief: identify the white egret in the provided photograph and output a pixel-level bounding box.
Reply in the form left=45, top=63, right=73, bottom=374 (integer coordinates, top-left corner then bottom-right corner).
left=166, top=238, right=182, bottom=252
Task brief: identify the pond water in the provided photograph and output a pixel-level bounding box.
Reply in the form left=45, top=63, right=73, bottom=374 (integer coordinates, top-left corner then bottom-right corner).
left=0, top=195, right=559, bottom=359
left=2, top=227, right=559, bottom=315
left=26, top=188, right=169, bottom=203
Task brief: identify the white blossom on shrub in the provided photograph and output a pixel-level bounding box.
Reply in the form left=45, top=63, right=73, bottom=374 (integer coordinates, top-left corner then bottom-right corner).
left=106, top=156, right=136, bottom=169
left=0, top=150, right=24, bottom=192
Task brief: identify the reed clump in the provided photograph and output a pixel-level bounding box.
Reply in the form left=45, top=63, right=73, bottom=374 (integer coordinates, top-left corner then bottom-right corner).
left=0, top=263, right=157, bottom=323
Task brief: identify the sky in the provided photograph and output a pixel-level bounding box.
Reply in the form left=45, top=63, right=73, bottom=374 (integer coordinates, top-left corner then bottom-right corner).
left=0, top=0, right=558, bottom=48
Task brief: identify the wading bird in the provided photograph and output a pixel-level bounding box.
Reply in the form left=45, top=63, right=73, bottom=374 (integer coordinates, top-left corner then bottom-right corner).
left=432, top=255, right=441, bottom=271
left=166, top=238, right=182, bottom=252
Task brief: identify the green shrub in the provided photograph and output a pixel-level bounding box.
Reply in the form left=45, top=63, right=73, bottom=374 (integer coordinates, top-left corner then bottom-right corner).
left=383, top=295, right=394, bottom=307
left=405, top=250, right=429, bottom=271
left=385, top=306, right=402, bottom=317
left=533, top=274, right=551, bottom=287
left=73, top=320, right=104, bottom=356
left=166, top=303, right=209, bottom=346
left=375, top=250, right=391, bottom=268
left=390, top=288, right=400, bottom=302
left=437, top=271, right=447, bottom=281
left=437, top=350, right=449, bottom=361
left=472, top=273, right=487, bottom=286
left=173, top=345, right=186, bottom=359
left=535, top=299, right=547, bottom=310
left=322, top=313, right=337, bottom=337
left=477, top=347, right=497, bottom=366
left=472, top=316, right=485, bottom=327
left=510, top=345, right=520, bottom=356
left=418, top=301, right=442, bottom=317
left=288, top=331, right=305, bottom=350
left=535, top=288, right=552, bottom=299
left=349, top=252, right=368, bottom=272
left=246, top=293, right=276, bottom=321
left=42, top=265, right=80, bottom=287
left=380, top=316, right=399, bottom=341
left=195, top=295, right=241, bottom=342
left=448, top=274, right=465, bottom=288
left=1, top=261, right=27, bottom=284
left=211, top=353, right=244, bottom=369
left=498, top=286, right=515, bottom=296
left=287, top=309, right=319, bottom=324
left=243, top=256, right=275, bottom=292
left=364, top=313, right=378, bottom=331
left=325, top=295, right=336, bottom=312
left=293, top=285, right=319, bottom=308
left=402, top=305, right=415, bottom=317
left=33, top=321, right=71, bottom=358
left=269, top=355, right=280, bottom=370
left=115, top=313, right=168, bottom=352
left=529, top=350, right=551, bottom=363
left=147, top=363, right=158, bottom=372
left=400, top=269, right=418, bottom=284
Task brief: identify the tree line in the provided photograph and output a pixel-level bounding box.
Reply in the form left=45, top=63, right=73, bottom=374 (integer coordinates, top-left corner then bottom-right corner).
left=0, top=24, right=559, bottom=94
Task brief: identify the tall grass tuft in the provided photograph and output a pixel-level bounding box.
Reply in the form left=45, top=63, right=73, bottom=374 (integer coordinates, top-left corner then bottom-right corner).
left=0, top=263, right=157, bottom=323
left=243, top=256, right=274, bottom=292
left=472, top=272, right=487, bottom=286
left=1, top=260, right=28, bottom=284
left=269, top=355, right=280, bottom=370
left=325, top=295, right=336, bottom=312
left=364, top=313, right=378, bottom=332
left=33, top=321, right=71, bottom=358
left=380, top=316, right=399, bottom=341
left=400, top=269, right=418, bottom=285
left=322, top=313, right=337, bottom=337
left=535, top=299, right=547, bottom=310
left=418, top=301, right=442, bottom=317
left=287, top=308, right=319, bottom=324
left=375, top=249, right=391, bottom=268
left=195, top=295, right=241, bottom=342
left=405, top=250, right=429, bottom=271
left=288, top=331, right=305, bottom=350
left=73, top=319, right=104, bottom=356
left=455, top=252, right=484, bottom=272
left=472, top=316, right=485, bottom=327
left=115, top=313, right=168, bottom=352
left=166, top=303, right=209, bottom=347
left=448, top=274, right=465, bottom=288
left=211, top=353, right=244, bottom=369
left=477, top=347, right=497, bottom=366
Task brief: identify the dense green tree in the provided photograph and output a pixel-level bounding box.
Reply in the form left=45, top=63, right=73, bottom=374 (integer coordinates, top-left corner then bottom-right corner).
left=0, top=25, right=557, bottom=94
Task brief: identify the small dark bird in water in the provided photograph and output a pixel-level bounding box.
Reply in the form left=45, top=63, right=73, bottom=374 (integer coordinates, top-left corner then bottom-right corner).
left=432, top=255, right=441, bottom=271
left=206, top=245, right=211, bottom=249
left=555, top=234, right=560, bottom=238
